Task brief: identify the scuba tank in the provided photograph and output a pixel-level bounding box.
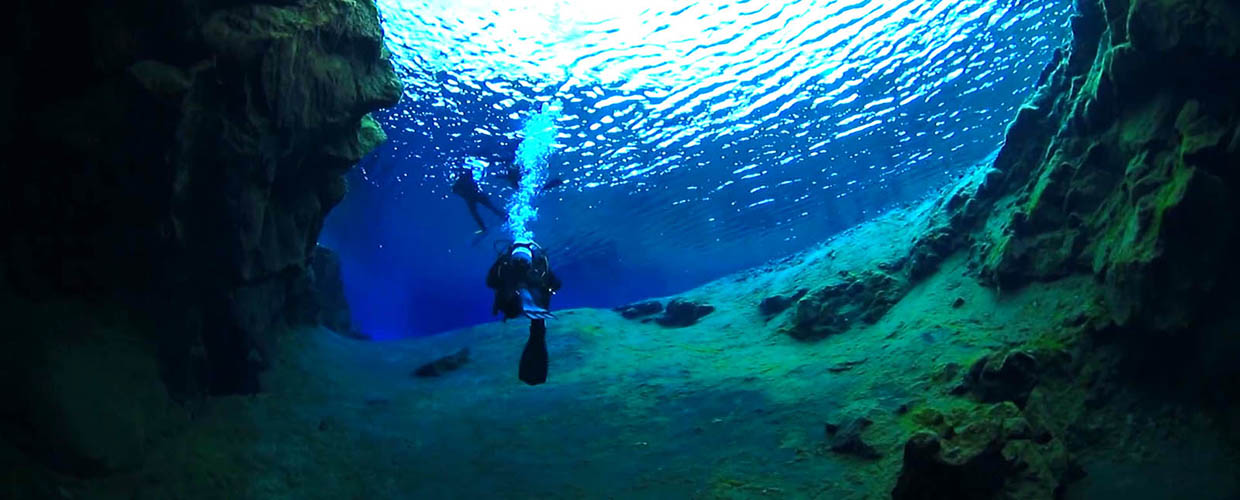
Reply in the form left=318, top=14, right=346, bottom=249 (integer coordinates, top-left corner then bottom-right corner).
left=508, top=241, right=553, bottom=320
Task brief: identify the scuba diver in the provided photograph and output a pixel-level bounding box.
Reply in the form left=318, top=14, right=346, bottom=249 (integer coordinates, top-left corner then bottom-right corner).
left=451, top=166, right=506, bottom=233
left=475, top=142, right=568, bottom=192
left=493, top=162, right=568, bottom=192
left=486, top=241, right=561, bottom=385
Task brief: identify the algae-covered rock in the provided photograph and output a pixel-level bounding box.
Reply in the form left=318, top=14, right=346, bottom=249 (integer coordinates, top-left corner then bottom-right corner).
left=656, top=299, right=715, bottom=327
left=758, top=288, right=808, bottom=318
left=824, top=416, right=881, bottom=459
left=963, top=0, right=1240, bottom=334
left=787, top=271, right=901, bottom=340
left=614, top=300, right=663, bottom=319
left=963, top=350, right=1041, bottom=407
left=892, top=403, right=1076, bottom=500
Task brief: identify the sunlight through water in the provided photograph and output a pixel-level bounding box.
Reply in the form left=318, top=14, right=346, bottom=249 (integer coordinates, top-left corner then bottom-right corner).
left=367, top=0, right=1070, bottom=260
left=323, top=0, right=1072, bottom=337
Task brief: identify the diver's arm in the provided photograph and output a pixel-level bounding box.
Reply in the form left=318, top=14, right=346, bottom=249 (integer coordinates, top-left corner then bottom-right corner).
left=545, top=270, right=562, bottom=292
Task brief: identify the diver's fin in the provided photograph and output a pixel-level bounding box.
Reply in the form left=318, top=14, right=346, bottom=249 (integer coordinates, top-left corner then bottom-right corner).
left=518, top=289, right=556, bottom=319
left=519, top=321, right=548, bottom=385
left=524, top=310, right=555, bottom=320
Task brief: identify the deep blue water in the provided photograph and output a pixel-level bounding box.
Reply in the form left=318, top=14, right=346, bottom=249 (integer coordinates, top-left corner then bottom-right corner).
left=320, top=0, right=1071, bottom=339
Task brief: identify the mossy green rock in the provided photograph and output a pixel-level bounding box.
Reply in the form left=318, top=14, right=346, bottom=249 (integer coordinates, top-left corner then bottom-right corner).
left=966, top=0, right=1240, bottom=332
left=893, top=403, right=1073, bottom=500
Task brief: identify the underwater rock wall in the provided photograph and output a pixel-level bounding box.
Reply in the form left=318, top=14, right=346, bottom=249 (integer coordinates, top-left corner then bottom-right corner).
left=1, top=0, right=397, bottom=478
left=967, top=0, right=1240, bottom=331
left=3, top=0, right=398, bottom=395
left=771, top=2, right=1240, bottom=493
left=882, top=0, right=1240, bottom=494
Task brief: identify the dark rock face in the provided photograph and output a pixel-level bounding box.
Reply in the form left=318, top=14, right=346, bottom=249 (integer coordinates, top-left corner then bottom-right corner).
left=614, top=300, right=663, bottom=319
left=893, top=403, right=1076, bottom=500
left=656, top=299, right=716, bottom=327
left=1, top=0, right=396, bottom=479
left=3, top=0, right=399, bottom=395
left=758, top=288, right=808, bottom=317
left=0, top=300, right=191, bottom=478
left=413, top=348, right=471, bottom=377
left=305, top=245, right=365, bottom=339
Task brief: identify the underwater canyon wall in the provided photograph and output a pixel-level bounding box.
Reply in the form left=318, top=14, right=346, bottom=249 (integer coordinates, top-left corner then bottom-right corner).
left=969, top=0, right=1240, bottom=332
left=779, top=1, right=1240, bottom=494
left=919, top=0, right=1240, bottom=495
left=797, top=0, right=1240, bottom=359
left=1, top=0, right=397, bottom=476
left=957, top=0, right=1240, bottom=418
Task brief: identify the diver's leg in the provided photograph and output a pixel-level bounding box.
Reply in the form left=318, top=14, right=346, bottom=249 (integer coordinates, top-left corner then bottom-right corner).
left=466, top=201, right=487, bottom=231
left=518, top=319, right=548, bottom=385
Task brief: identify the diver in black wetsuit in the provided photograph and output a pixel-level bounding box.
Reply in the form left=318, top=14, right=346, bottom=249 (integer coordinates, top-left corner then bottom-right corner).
left=476, top=143, right=568, bottom=192
left=451, top=167, right=506, bottom=233
left=486, top=241, right=561, bottom=385
left=493, top=162, right=567, bottom=192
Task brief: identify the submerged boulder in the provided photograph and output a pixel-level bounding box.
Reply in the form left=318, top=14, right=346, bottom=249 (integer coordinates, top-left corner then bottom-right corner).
left=962, top=350, right=1041, bottom=408
left=614, top=300, right=663, bottom=319
left=893, top=403, right=1076, bottom=500
left=758, top=288, right=808, bottom=318
left=824, top=416, right=880, bottom=459
left=412, top=348, right=471, bottom=378
left=786, top=271, right=901, bottom=340
left=656, top=299, right=715, bottom=327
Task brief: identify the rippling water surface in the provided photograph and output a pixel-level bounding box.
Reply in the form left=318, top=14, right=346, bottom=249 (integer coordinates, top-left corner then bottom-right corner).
left=324, top=0, right=1071, bottom=337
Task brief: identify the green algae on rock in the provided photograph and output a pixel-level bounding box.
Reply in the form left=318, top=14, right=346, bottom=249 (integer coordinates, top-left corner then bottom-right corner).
left=893, top=403, right=1077, bottom=500
left=965, top=0, right=1240, bottom=332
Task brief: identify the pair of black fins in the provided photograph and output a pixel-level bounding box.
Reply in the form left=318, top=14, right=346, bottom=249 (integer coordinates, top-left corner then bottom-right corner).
left=519, top=319, right=549, bottom=385
left=518, top=289, right=553, bottom=385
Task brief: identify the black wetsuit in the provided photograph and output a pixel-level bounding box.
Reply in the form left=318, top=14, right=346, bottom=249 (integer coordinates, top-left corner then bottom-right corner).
left=486, top=245, right=561, bottom=385
left=452, top=172, right=505, bottom=231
